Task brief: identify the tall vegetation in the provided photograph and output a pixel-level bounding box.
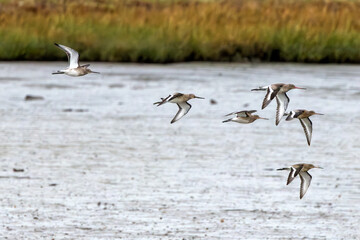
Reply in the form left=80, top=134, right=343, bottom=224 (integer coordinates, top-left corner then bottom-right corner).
left=0, top=0, right=359, bottom=63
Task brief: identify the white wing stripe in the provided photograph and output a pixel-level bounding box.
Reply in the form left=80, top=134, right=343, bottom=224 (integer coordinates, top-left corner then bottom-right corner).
left=275, top=93, right=289, bottom=125
left=262, top=86, right=274, bottom=109
left=56, top=43, right=80, bottom=68
left=299, top=172, right=312, bottom=199
left=299, top=118, right=313, bottom=146
left=171, top=102, right=191, bottom=124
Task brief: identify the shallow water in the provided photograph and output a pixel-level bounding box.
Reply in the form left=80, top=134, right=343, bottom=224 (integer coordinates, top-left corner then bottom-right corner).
left=0, top=62, right=359, bottom=239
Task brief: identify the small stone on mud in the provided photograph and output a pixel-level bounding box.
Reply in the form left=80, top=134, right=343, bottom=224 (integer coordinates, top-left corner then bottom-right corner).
left=210, top=99, right=217, bottom=105
left=109, top=83, right=125, bottom=88
left=63, top=108, right=89, bottom=112
left=13, top=168, right=24, bottom=172
left=25, top=95, right=44, bottom=101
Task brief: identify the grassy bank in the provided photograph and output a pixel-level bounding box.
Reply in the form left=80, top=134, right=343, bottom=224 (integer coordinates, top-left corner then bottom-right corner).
left=0, top=0, right=360, bottom=63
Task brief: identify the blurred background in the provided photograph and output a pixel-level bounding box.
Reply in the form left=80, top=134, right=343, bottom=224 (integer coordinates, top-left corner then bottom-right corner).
left=1, top=0, right=360, bottom=63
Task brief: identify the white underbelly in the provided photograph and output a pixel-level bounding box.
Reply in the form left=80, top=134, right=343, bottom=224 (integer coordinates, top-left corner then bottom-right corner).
left=169, top=98, right=183, bottom=103
left=65, top=69, right=87, bottom=77
left=233, top=118, right=250, bottom=124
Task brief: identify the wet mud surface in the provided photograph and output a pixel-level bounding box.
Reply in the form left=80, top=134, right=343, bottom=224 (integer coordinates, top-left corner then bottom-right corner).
left=0, top=62, right=359, bottom=239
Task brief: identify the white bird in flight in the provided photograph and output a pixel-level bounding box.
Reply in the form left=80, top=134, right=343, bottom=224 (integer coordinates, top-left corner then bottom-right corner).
left=53, top=43, right=99, bottom=77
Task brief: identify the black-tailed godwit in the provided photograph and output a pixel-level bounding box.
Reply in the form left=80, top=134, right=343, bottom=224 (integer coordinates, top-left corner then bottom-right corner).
left=285, top=109, right=324, bottom=146
left=154, top=93, right=204, bottom=124
left=53, top=43, right=99, bottom=77
left=222, top=110, right=268, bottom=124
left=277, top=163, right=322, bottom=199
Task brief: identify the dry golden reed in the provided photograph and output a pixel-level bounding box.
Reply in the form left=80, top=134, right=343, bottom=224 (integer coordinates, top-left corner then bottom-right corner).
left=0, top=0, right=359, bottom=62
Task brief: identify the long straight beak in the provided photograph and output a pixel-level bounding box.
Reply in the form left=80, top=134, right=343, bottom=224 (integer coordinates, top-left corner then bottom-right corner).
left=195, top=96, right=205, bottom=99
left=294, top=86, right=306, bottom=90
left=259, top=117, right=269, bottom=120
left=316, top=166, right=323, bottom=169
left=315, top=113, right=324, bottom=115
left=90, top=71, right=100, bottom=74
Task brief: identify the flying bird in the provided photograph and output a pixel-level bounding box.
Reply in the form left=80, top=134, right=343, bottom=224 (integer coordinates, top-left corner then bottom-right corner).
left=277, top=163, right=322, bottom=199
left=153, top=93, right=204, bottom=124
left=251, top=83, right=306, bottom=125
left=53, top=43, right=99, bottom=77
left=222, top=110, right=268, bottom=124
left=285, top=109, right=324, bottom=146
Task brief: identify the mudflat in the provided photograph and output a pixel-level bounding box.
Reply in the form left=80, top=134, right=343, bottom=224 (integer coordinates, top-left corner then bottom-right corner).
left=0, top=62, right=359, bottom=239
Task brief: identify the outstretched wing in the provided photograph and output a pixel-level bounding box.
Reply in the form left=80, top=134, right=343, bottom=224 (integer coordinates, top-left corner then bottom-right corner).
left=262, top=86, right=276, bottom=109
left=225, top=110, right=256, bottom=117
left=55, top=43, right=80, bottom=68
left=285, top=111, right=295, bottom=121
left=275, top=93, right=289, bottom=125
left=224, top=111, right=245, bottom=117
left=168, top=93, right=184, bottom=102
left=299, top=117, right=313, bottom=146
left=286, top=165, right=302, bottom=185
left=299, top=171, right=312, bottom=199
left=243, top=110, right=257, bottom=117
left=171, top=102, right=192, bottom=124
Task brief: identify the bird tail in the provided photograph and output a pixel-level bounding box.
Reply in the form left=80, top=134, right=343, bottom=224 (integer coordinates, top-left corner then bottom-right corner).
left=222, top=118, right=232, bottom=123
left=153, top=99, right=167, bottom=106
left=52, top=71, right=65, bottom=75
left=277, top=168, right=289, bottom=171
left=153, top=95, right=171, bottom=106
left=251, top=86, right=267, bottom=91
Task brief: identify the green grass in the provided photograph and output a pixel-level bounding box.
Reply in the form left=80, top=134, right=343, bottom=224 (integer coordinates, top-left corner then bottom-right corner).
left=0, top=0, right=360, bottom=63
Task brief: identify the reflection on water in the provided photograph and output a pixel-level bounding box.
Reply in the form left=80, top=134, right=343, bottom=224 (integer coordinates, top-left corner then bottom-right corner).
left=0, top=62, right=359, bottom=239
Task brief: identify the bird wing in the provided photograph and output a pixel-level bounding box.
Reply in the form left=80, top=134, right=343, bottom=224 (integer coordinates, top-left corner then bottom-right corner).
left=275, top=92, right=289, bottom=125
left=171, top=102, right=192, bottom=124
left=55, top=43, right=80, bottom=68
left=285, top=110, right=295, bottom=121
left=243, top=110, right=257, bottom=117
left=286, top=166, right=302, bottom=185
left=224, top=110, right=256, bottom=117
left=299, top=117, right=313, bottom=146
left=262, top=86, right=276, bottom=109
left=224, top=111, right=244, bottom=117
left=168, top=93, right=183, bottom=102
left=299, top=171, right=312, bottom=199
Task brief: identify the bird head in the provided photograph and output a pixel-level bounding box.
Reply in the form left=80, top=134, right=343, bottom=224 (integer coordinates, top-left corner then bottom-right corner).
left=189, top=94, right=204, bottom=99
left=288, top=84, right=306, bottom=90
left=308, top=110, right=324, bottom=116
left=255, top=115, right=268, bottom=120
left=309, top=164, right=323, bottom=169
left=84, top=66, right=100, bottom=74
